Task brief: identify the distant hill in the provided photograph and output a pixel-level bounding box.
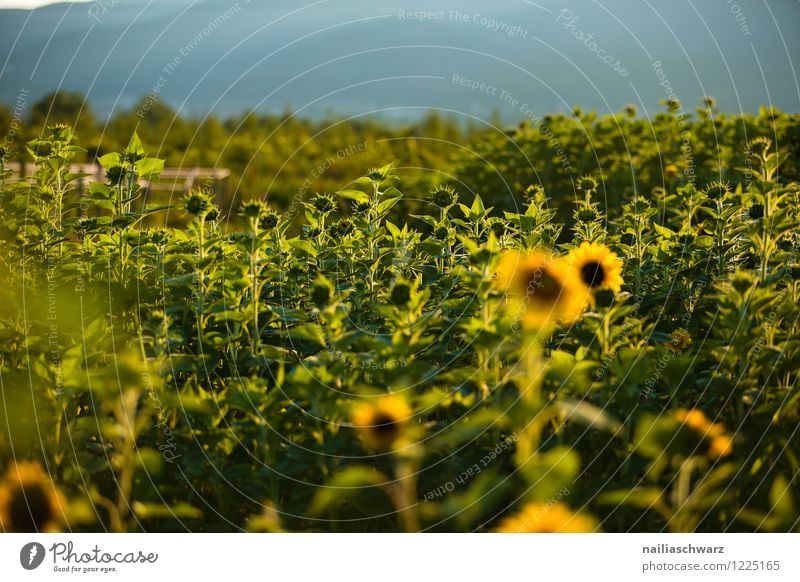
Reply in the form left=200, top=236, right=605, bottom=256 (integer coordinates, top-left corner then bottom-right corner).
left=1, top=0, right=798, bottom=120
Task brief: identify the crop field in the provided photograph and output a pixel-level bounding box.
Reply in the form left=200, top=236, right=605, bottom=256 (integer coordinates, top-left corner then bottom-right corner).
left=0, top=103, right=798, bottom=533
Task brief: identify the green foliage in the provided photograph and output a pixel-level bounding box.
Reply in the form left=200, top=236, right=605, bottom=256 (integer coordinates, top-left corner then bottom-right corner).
left=0, top=109, right=798, bottom=533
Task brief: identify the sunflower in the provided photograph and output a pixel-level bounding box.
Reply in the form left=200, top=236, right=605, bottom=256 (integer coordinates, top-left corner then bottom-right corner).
left=495, top=250, right=585, bottom=330
left=494, top=501, right=597, bottom=533
left=675, top=409, right=733, bottom=458
left=0, top=461, right=64, bottom=532
left=351, top=395, right=412, bottom=451
left=566, top=242, right=624, bottom=295
left=665, top=328, right=692, bottom=353
left=708, top=435, right=734, bottom=457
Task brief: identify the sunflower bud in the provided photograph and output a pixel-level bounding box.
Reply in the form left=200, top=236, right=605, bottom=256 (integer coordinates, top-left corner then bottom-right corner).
left=352, top=200, right=369, bottom=214
left=578, top=176, right=598, bottom=192
left=431, top=185, right=457, bottom=208
left=75, top=216, right=97, bottom=232
left=259, top=211, right=279, bottom=230
left=335, top=218, right=354, bottom=236
left=704, top=181, right=731, bottom=200
left=390, top=281, right=412, bottom=307
left=240, top=200, right=267, bottom=220
left=184, top=191, right=211, bottom=216
left=311, top=278, right=333, bottom=308
left=577, top=207, right=599, bottom=223
left=433, top=224, right=450, bottom=240
left=313, top=193, right=335, bottom=213
left=747, top=203, right=764, bottom=220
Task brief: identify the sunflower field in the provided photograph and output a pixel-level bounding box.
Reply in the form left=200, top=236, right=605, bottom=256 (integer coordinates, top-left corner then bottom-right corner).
left=0, top=108, right=799, bottom=533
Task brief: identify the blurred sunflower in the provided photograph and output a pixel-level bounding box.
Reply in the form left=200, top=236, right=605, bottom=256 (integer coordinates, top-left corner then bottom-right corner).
left=666, top=328, right=692, bottom=353
left=494, top=501, right=597, bottom=533
left=675, top=409, right=733, bottom=458
left=0, top=461, right=64, bottom=532
left=352, top=395, right=412, bottom=451
left=495, top=250, right=585, bottom=329
left=566, top=242, right=624, bottom=295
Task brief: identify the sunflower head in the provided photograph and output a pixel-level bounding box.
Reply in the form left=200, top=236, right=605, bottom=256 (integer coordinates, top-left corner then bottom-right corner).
left=240, top=199, right=267, bottom=220
left=351, top=395, right=412, bottom=451
left=311, top=276, right=333, bottom=308
left=577, top=176, right=598, bottom=192
left=675, top=409, right=732, bottom=458
left=433, top=224, right=450, bottom=240
left=495, top=250, right=585, bottom=330
left=352, top=200, right=371, bottom=214
left=389, top=281, right=412, bottom=307
left=494, top=501, right=597, bottom=533
left=335, top=218, right=354, bottom=236
left=106, top=165, right=126, bottom=186
left=747, top=203, right=764, bottom=220
left=431, top=185, right=457, bottom=208
left=184, top=190, right=212, bottom=217
left=259, top=211, right=280, bottom=230
left=566, top=242, right=624, bottom=295
left=709, top=435, right=734, bottom=457
left=313, top=193, right=336, bottom=213
left=664, top=164, right=679, bottom=180
left=666, top=328, right=692, bottom=353
left=704, top=180, right=731, bottom=200
left=576, top=206, right=599, bottom=223
left=0, top=462, right=63, bottom=533
left=522, top=184, right=545, bottom=203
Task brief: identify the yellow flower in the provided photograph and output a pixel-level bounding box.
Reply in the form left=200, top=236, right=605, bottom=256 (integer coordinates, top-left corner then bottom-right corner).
left=666, top=328, right=692, bottom=353
left=565, top=242, right=624, bottom=294
left=0, top=461, right=64, bottom=532
left=675, top=409, right=732, bottom=457
left=351, top=395, right=412, bottom=451
left=495, top=250, right=585, bottom=330
left=665, top=164, right=679, bottom=180
left=494, top=501, right=597, bottom=533
left=709, top=435, right=734, bottom=458
left=675, top=409, right=720, bottom=435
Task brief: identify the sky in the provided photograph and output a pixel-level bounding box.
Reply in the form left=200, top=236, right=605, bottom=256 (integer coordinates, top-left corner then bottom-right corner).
left=1, top=0, right=797, bottom=118
left=0, top=0, right=89, bottom=7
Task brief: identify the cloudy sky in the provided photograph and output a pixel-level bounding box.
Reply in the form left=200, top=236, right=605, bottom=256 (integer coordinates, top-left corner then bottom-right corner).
left=1, top=0, right=90, bottom=8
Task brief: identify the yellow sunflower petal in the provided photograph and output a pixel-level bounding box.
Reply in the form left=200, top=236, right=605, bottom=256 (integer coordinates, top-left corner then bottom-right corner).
left=494, top=249, right=588, bottom=330
left=566, top=241, right=624, bottom=293
left=351, top=395, right=412, bottom=450
left=494, top=501, right=597, bottom=533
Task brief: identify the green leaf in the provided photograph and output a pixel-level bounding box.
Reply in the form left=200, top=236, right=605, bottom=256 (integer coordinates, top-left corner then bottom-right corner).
left=135, top=157, right=164, bottom=179
left=652, top=222, right=675, bottom=240
left=550, top=399, right=625, bottom=437
left=769, top=474, right=797, bottom=524
left=308, top=466, right=390, bottom=516
left=517, top=446, right=580, bottom=500
left=598, top=487, right=665, bottom=510
left=287, top=238, right=318, bottom=257
left=97, top=152, right=121, bottom=169
left=126, top=132, right=145, bottom=157
left=287, top=324, right=326, bottom=349
left=132, top=501, right=203, bottom=520
left=337, top=189, right=369, bottom=205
